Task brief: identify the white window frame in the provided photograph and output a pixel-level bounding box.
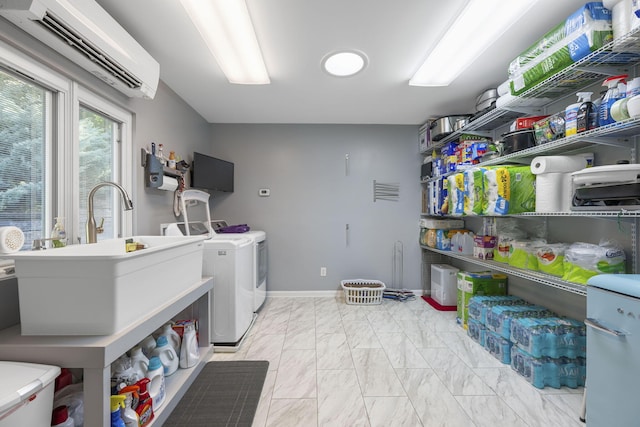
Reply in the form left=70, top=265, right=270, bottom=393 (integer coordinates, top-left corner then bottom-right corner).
left=73, top=84, right=133, bottom=241
left=0, top=38, right=133, bottom=245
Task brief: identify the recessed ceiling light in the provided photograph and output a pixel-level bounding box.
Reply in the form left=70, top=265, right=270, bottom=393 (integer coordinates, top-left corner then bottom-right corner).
left=322, top=50, right=367, bottom=77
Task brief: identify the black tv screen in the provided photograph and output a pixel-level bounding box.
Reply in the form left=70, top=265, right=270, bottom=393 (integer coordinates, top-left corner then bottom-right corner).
left=191, top=152, right=234, bottom=192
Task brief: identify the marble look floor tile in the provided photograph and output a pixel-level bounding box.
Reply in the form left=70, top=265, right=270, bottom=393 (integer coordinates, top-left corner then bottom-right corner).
left=283, top=328, right=316, bottom=350
left=265, top=398, right=318, bottom=427
left=543, top=392, right=584, bottom=421
left=418, top=347, right=463, bottom=369
left=315, top=315, right=344, bottom=334
left=317, top=370, right=369, bottom=427
left=384, top=302, right=419, bottom=321
left=433, top=360, right=496, bottom=396
left=351, top=348, right=405, bottom=396
left=474, top=368, right=583, bottom=427
left=401, top=327, right=447, bottom=348
left=366, top=311, right=402, bottom=333
left=256, top=311, right=290, bottom=335
left=286, top=316, right=315, bottom=334
left=343, top=320, right=382, bottom=349
left=438, top=331, right=504, bottom=368
left=396, top=368, right=474, bottom=427
left=339, top=305, right=372, bottom=322
left=316, top=333, right=354, bottom=370
left=455, top=396, right=527, bottom=427
left=272, top=349, right=317, bottom=398
left=251, top=370, right=277, bottom=427
left=376, top=332, right=429, bottom=369
left=363, top=396, right=422, bottom=427
left=244, top=333, right=285, bottom=371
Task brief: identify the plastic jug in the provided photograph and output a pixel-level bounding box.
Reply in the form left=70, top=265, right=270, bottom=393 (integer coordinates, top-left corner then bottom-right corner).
left=51, top=405, right=74, bottom=427
left=159, top=324, right=181, bottom=354
left=151, top=335, right=179, bottom=376
left=129, top=346, right=149, bottom=380
left=140, top=335, right=156, bottom=358
left=146, top=357, right=166, bottom=411
left=179, top=323, right=200, bottom=369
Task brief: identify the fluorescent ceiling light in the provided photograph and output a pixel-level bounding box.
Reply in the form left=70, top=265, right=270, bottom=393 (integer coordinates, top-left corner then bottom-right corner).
left=409, top=0, right=539, bottom=87
left=179, top=0, right=270, bottom=85
left=322, top=51, right=367, bottom=77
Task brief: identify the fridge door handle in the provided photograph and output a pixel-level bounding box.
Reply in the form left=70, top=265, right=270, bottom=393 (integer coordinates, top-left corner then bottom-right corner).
left=585, top=318, right=627, bottom=337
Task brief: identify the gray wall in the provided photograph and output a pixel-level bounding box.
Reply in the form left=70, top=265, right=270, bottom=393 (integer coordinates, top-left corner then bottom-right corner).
left=207, top=124, right=422, bottom=293
left=127, top=81, right=211, bottom=235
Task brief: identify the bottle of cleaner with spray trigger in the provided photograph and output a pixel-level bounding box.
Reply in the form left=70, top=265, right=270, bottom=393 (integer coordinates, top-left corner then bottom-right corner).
left=599, top=74, right=628, bottom=126
left=566, top=92, right=593, bottom=137
left=110, top=395, right=127, bottom=427
left=576, top=92, right=596, bottom=133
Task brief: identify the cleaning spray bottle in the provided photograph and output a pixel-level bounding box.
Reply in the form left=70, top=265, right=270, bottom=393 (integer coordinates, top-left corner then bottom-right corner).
left=51, top=217, right=67, bottom=247
left=134, top=378, right=154, bottom=427
left=566, top=92, right=592, bottom=137
left=118, top=385, right=140, bottom=427
left=576, top=92, right=596, bottom=133
left=599, top=74, right=628, bottom=126
left=110, top=395, right=127, bottom=427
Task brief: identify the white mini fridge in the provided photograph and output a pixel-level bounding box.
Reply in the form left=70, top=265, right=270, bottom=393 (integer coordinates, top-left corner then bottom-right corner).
left=586, top=274, right=640, bottom=426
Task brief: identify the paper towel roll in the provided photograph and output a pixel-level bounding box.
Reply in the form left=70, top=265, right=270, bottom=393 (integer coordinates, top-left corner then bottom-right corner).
left=530, top=155, right=590, bottom=174
left=535, top=173, right=565, bottom=212
left=159, top=176, right=178, bottom=191
left=0, top=226, right=25, bottom=253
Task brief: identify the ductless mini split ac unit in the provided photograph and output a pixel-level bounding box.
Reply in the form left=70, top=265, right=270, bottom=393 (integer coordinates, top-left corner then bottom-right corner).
left=0, top=0, right=160, bottom=99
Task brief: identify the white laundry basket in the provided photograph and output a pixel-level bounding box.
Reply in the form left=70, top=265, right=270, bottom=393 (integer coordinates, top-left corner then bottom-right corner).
left=341, top=279, right=386, bottom=305
left=0, top=361, right=60, bottom=427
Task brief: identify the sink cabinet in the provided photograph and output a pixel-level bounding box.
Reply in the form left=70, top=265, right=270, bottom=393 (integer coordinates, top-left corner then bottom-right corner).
left=0, top=277, right=213, bottom=426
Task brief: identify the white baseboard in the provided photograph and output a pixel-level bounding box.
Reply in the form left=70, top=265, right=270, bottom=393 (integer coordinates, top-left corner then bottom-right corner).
left=266, top=289, right=425, bottom=298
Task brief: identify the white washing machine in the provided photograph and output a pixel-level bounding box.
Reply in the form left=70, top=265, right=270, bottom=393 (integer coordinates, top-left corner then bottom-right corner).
left=209, top=220, right=267, bottom=311
left=161, top=190, right=256, bottom=350
left=202, top=237, right=254, bottom=345
left=161, top=220, right=267, bottom=311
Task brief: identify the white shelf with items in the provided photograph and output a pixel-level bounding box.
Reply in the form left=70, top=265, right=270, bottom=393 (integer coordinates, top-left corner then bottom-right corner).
left=0, top=277, right=213, bottom=426
left=421, top=245, right=587, bottom=296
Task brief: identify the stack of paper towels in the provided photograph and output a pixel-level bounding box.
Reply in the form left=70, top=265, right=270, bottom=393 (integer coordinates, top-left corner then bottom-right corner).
left=530, top=154, right=593, bottom=212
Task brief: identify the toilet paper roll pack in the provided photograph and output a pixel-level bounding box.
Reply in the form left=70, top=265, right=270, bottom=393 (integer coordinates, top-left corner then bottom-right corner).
left=0, top=226, right=25, bottom=253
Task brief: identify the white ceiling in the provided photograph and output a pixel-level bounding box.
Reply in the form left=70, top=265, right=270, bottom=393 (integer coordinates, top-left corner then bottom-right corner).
left=97, top=0, right=588, bottom=125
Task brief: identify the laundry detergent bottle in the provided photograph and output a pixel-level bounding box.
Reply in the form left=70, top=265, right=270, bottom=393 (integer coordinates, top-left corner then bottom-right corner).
left=599, top=74, right=628, bottom=126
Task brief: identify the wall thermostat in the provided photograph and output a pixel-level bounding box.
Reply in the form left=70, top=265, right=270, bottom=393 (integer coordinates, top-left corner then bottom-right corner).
left=259, top=188, right=270, bottom=197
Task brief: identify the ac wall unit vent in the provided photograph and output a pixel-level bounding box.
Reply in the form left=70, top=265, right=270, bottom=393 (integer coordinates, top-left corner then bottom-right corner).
left=0, top=0, right=159, bottom=99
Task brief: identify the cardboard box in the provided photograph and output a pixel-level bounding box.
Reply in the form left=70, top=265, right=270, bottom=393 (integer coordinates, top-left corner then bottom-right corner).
left=457, top=271, right=508, bottom=328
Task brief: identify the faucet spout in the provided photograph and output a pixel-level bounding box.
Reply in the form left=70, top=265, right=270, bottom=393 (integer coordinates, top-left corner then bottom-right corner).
left=86, top=181, right=134, bottom=244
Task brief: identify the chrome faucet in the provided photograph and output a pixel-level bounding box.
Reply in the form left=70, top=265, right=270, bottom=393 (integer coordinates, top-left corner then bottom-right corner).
left=86, top=181, right=134, bottom=244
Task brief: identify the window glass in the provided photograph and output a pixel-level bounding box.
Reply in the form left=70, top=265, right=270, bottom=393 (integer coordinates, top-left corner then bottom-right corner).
left=0, top=68, right=48, bottom=250
left=78, top=106, right=119, bottom=242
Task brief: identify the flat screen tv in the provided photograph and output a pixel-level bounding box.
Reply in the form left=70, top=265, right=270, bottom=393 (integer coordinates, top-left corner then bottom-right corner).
left=191, top=152, right=234, bottom=192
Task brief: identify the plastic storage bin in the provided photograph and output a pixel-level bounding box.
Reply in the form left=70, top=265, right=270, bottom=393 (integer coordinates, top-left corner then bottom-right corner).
left=341, top=279, right=385, bottom=305
left=0, top=361, right=60, bottom=427
left=431, top=264, right=459, bottom=306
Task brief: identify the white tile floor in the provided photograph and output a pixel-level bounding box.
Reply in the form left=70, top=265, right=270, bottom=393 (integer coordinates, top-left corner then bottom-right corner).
left=209, top=295, right=585, bottom=427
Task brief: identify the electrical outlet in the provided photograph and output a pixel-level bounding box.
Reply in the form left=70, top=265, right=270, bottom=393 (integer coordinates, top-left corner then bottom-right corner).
left=320, top=267, right=327, bottom=277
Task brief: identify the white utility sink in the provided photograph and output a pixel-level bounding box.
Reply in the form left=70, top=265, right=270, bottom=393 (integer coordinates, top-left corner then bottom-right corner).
left=5, top=236, right=205, bottom=336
